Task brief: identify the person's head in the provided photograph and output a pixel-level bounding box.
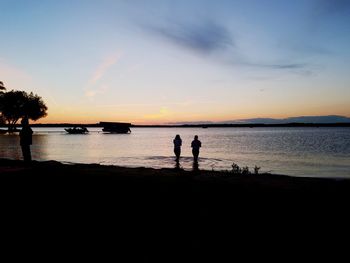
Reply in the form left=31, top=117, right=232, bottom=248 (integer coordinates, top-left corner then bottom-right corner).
left=21, top=117, right=29, bottom=126
left=194, top=135, right=198, bottom=140
left=175, top=134, right=181, bottom=140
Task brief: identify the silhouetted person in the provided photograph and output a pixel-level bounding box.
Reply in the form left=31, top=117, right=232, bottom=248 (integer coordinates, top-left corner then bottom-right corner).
left=174, top=160, right=181, bottom=170
left=191, top=135, right=201, bottom=163
left=19, top=117, right=33, bottom=162
left=192, top=160, right=199, bottom=171
left=173, top=134, right=182, bottom=162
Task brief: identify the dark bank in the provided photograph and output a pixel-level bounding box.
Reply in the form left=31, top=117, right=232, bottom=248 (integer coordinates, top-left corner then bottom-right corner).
left=1, top=158, right=349, bottom=261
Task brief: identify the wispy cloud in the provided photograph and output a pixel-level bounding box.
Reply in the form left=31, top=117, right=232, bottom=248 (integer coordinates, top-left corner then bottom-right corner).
left=89, top=52, right=122, bottom=85
left=144, top=107, right=170, bottom=120
left=245, top=62, right=307, bottom=70
left=86, top=52, right=122, bottom=98
left=142, top=19, right=311, bottom=73
left=85, top=84, right=110, bottom=98
left=145, top=20, right=234, bottom=54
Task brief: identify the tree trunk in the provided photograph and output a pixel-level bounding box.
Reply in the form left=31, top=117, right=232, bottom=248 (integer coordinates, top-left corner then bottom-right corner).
left=7, top=119, right=19, bottom=132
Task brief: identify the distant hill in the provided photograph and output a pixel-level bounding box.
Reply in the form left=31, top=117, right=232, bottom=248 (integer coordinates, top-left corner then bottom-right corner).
left=224, top=115, right=350, bottom=124
left=167, top=115, right=350, bottom=126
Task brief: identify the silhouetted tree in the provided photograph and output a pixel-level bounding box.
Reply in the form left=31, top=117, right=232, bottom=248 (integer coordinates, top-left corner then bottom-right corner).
left=0, top=81, right=6, bottom=91
left=0, top=81, right=6, bottom=125
left=1, top=90, right=48, bottom=131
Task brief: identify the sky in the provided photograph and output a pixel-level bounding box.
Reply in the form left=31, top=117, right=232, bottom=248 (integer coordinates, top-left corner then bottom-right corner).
left=1, top=0, right=350, bottom=124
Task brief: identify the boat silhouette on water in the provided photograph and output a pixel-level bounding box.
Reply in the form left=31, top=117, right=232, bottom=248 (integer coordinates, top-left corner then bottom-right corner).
left=65, top=126, right=89, bottom=134
left=100, top=122, right=131, bottom=134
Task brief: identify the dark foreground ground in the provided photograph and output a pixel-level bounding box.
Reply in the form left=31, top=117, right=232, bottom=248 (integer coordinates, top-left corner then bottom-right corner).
left=1, top=158, right=349, bottom=261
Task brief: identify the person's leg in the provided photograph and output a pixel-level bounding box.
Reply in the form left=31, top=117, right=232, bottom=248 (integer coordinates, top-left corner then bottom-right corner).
left=174, top=149, right=178, bottom=161
left=175, top=148, right=181, bottom=161
left=21, top=145, right=32, bottom=162
left=192, top=150, right=199, bottom=163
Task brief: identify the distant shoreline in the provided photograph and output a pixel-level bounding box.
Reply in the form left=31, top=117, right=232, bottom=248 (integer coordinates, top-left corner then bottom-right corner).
left=1, top=123, right=350, bottom=128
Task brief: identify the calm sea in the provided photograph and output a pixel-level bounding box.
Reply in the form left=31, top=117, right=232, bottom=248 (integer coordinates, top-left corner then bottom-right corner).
left=1, top=127, right=349, bottom=178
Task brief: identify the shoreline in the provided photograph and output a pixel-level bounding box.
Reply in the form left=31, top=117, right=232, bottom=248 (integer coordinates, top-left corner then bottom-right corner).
left=2, top=157, right=349, bottom=260
left=1, top=157, right=348, bottom=177
left=1, top=158, right=349, bottom=190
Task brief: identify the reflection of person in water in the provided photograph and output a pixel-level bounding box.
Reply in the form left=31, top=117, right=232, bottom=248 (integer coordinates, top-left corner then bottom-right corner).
left=192, top=160, right=199, bottom=171
left=19, top=117, right=33, bottom=162
left=173, top=134, right=182, bottom=162
left=191, top=135, right=201, bottom=163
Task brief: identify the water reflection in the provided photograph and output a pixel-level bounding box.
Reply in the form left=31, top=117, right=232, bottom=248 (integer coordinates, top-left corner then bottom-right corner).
left=192, top=161, right=199, bottom=171
left=31, top=135, right=49, bottom=161
left=0, top=133, right=21, bottom=160
left=1, top=127, right=350, bottom=177
left=175, top=159, right=181, bottom=170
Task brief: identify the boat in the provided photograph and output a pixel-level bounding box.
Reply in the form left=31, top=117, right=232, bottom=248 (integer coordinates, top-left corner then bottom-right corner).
left=65, top=126, right=89, bottom=134
left=100, top=122, right=131, bottom=134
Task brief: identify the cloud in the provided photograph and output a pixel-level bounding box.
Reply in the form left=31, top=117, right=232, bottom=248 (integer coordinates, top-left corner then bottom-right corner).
left=144, top=20, right=307, bottom=70
left=145, top=20, right=234, bottom=54
left=143, top=19, right=310, bottom=73
left=85, top=52, right=121, bottom=98
left=257, top=63, right=306, bottom=70
left=226, top=58, right=307, bottom=71
left=144, top=107, right=170, bottom=119
left=85, top=90, right=99, bottom=98
left=90, top=52, right=122, bottom=85
left=85, top=84, right=109, bottom=98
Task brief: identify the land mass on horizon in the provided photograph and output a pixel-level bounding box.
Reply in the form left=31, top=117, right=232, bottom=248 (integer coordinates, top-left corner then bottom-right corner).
left=3, top=115, right=349, bottom=128
left=167, top=115, right=350, bottom=125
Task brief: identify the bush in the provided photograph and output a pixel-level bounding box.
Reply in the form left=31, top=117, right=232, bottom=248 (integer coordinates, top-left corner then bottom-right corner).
left=230, top=163, right=261, bottom=175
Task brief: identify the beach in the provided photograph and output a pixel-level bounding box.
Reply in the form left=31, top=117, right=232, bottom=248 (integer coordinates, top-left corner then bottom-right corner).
left=1, top=158, right=349, bottom=261
left=2, top=158, right=349, bottom=192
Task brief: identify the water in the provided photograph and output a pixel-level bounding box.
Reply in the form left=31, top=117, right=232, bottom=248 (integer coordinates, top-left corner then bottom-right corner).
left=1, top=127, right=350, bottom=178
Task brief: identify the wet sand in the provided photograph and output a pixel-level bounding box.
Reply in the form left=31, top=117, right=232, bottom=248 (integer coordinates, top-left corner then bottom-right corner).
left=1, top=158, right=349, bottom=261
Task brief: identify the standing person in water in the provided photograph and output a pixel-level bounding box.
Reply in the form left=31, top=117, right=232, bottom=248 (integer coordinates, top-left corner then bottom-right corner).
left=191, top=135, right=202, bottom=163
left=173, top=134, right=182, bottom=162
left=19, top=117, right=33, bottom=162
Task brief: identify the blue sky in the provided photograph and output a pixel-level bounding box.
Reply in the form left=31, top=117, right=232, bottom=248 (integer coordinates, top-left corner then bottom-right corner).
left=1, top=0, right=349, bottom=123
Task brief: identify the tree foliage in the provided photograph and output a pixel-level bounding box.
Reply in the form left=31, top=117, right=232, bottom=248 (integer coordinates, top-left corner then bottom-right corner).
left=0, top=81, right=6, bottom=91
left=0, top=81, right=6, bottom=125
left=0, top=90, right=48, bottom=131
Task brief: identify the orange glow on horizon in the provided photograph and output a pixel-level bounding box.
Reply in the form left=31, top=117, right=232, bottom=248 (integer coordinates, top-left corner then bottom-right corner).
left=34, top=111, right=350, bottom=125
left=31, top=99, right=350, bottom=125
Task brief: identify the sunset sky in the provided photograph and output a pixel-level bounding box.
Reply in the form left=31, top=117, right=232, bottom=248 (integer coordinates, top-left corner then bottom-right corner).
left=1, top=0, right=350, bottom=124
